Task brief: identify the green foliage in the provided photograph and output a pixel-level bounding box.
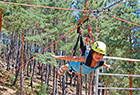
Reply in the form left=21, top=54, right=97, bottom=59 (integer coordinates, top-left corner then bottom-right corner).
left=9, top=74, right=15, bottom=83
left=34, top=52, right=58, bottom=67
left=38, top=83, right=49, bottom=95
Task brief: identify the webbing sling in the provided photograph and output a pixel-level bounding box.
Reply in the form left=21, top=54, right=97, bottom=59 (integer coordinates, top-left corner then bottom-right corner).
left=72, top=17, right=89, bottom=56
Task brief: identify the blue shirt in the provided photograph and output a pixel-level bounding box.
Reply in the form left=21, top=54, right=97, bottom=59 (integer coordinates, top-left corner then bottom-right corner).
left=68, top=50, right=103, bottom=74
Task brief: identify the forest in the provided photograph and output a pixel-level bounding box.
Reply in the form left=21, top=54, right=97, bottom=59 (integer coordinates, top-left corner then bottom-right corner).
left=0, top=0, right=140, bottom=95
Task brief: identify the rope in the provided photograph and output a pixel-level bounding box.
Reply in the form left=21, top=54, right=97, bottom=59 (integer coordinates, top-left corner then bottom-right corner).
left=111, top=15, right=140, bottom=27
left=0, top=1, right=89, bottom=13
left=104, top=0, right=123, bottom=10
left=0, top=25, right=81, bottom=82
left=110, top=0, right=129, bottom=11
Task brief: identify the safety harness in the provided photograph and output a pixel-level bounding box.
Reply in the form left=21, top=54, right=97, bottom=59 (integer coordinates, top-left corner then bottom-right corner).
left=69, top=17, right=104, bottom=75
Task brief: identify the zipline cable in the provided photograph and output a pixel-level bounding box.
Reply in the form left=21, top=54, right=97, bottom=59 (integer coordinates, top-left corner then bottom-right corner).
left=103, top=0, right=123, bottom=10
left=110, top=0, right=129, bottom=11
left=0, top=25, right=81, bottom=82
left=2, top=1, right=139, bottom=28
left=111, top=15, right=140, bottom=27
left=102, top=0, right=129, bottom=14
left=0, top=1, right=89, bottom=13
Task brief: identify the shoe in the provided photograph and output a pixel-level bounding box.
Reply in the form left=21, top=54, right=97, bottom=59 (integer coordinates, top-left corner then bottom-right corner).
left=57, top=66, right=64, bottom=76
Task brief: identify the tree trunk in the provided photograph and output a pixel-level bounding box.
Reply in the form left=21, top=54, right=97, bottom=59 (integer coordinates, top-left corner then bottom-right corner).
left=85, top=74, right=87, bottom=95
left=62, top=71, right=66, bottom=95
left=76, top=76, right=79, bottom=95
left=12, top=34, right=22, bottom=86
left=26, top=42, right=31, bottom=77
left=6, top=39, right=11, bottom=70
left=20, top=29, right=24, bottom=95
left=53, top=40, right=57, bottom=95
left=30, top=44, right=39, bottom=89
left=0, top=9, right=2, bottom=55
left=45, top=64, right=50, bottom=90
left=12, top=34, right=19, bottom=74
left=41, top=64, right=45, bottom=84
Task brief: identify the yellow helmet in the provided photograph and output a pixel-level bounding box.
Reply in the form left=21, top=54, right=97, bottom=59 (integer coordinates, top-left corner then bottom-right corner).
left=91, top=41, right=106, bottom=54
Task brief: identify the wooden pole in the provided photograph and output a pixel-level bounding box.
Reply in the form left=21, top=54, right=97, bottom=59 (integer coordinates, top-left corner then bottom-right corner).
left=105, top=80, right=108, bottom=95
left=0, top=8, right=2, bottom=54
left=129, top=29, right=132, bottom=95
left=105, top=59, right=108, bottom=95
left=20, top=29, right=24, bottom=95
left=79, top=65, right=82, bottom=95
left=129, top=70, right=133, bottom=95
left=91, top=71, right=94, bottom=95
left=88, top=72, right=91, bottom=95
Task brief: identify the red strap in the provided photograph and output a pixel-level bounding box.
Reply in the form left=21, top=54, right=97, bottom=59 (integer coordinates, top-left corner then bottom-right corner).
left=79, top=28, right=82, bottom=34
left=88, top=24, right=91, bottom=33
left=85, top=24, right=95, bottom=45
left=84, top=0, right=88, bottom=15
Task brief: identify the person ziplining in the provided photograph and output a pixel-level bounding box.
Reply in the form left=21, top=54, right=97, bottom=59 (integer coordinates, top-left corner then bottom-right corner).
left=52, top=41, right=111, bottom=76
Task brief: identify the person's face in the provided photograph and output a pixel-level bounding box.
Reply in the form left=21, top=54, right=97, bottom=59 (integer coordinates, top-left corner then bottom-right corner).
left=92, top=52, right=103, bottom=62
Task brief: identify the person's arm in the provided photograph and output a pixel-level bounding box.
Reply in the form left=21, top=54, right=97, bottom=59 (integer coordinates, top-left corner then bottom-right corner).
left=103, top=63, right=111, bottom=69
left=51, top=55, right=85, bottom=62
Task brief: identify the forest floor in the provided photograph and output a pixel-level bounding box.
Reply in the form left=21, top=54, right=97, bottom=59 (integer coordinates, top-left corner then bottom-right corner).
left=0, top=60, right=91, bottom=95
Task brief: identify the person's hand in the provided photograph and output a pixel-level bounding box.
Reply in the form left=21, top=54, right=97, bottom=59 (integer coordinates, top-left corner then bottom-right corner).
left=106, top=64, right=111, bottom=69
left=103, top=63, right=111, bottom=69
left=51, top=55, right=59, bottom=59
